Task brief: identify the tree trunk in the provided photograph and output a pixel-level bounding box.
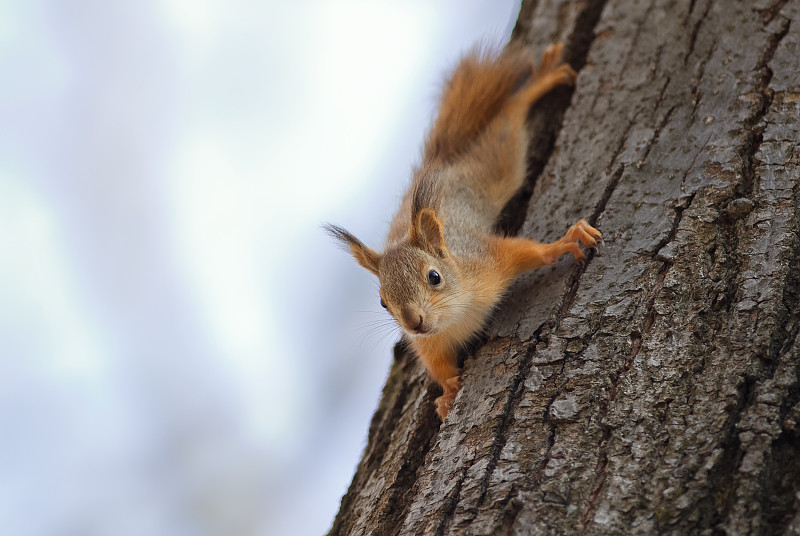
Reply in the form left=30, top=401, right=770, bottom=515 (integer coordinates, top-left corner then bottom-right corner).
left=329, top=1, right=800, bottom=534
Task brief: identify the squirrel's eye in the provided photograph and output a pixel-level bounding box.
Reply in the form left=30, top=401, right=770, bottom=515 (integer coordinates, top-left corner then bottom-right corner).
left=427, top=269, right=441, bottom=286
left=380, top=298, right=387, bottom=309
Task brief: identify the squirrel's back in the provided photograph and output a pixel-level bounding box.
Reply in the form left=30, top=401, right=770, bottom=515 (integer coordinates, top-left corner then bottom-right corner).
left=387, top=46, right=535, bottom=248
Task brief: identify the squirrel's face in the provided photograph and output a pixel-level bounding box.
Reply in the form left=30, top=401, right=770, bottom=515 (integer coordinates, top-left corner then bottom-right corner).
left=377, top=245, right=461, bottom=337
left=327, top=208, right=474, bottom=339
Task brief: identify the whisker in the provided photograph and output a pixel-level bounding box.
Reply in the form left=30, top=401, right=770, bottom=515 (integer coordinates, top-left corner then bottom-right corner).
left=369, top=327, right=401, bottom=354
left=350, top=321, right=399, bottom=336
left=360, top=321, right=399, bottom=352
left=359, top=324, right=395, bottom=351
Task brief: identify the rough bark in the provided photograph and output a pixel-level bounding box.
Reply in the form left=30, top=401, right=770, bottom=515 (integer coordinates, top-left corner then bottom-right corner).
left=329, top=1, right=800, bottom=534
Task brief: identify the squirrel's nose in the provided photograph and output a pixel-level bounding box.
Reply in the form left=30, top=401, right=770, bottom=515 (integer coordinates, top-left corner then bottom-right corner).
left=401, top=308, right=427, bottom=333
left=413, top=315, right=429, bottom=334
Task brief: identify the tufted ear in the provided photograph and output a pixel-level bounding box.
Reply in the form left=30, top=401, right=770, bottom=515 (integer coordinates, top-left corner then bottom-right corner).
left=412, top=208, right=447, bottom=258
left=325, top=224, right=381, bottom=276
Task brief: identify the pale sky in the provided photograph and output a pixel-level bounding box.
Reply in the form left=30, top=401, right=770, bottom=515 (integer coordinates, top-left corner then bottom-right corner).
left=0, top=1, right=518, bottom=534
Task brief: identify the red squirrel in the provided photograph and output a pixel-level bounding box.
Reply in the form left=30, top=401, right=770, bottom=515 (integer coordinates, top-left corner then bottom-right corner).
left=327, top=43, right=601, bottom=420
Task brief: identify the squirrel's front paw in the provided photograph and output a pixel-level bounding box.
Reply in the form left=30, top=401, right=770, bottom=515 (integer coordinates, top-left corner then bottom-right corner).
left=435, top=393, right=456, bottom=420
left=563, top=219, right=602, bottom=262
left=435, top=375, right=462, bottom=420
left=444, top=375, right=462, bottom=394
left=568, top=219, right=602, bottom=247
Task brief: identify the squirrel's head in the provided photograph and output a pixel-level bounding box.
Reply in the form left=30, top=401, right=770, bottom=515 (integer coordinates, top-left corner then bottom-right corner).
left=326, top=208, right=467, bottom=338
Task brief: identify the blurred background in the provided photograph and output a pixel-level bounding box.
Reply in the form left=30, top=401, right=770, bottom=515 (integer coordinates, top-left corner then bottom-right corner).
left=0, top=1, right=518, bottom=534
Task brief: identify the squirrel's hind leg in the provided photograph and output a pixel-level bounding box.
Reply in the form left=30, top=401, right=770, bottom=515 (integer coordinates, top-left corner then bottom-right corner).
left=506, top=43, right=576, bottom=116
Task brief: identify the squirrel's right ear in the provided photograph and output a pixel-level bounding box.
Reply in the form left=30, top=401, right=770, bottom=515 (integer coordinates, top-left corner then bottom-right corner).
left=412, top=208, right=448, bottom=258
left=324, top=224, right=381, bottom=276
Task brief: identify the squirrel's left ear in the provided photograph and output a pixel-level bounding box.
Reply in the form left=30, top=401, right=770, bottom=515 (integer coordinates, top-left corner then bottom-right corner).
left=324, top=224, right=381, bottom=276
left=413, top=208, right=448, bottom=258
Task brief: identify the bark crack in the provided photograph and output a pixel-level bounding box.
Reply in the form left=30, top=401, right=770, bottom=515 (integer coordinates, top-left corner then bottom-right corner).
left=473, top=341, right=544, bottom=510
left=651, top=192, right=696, bottom=259
left=732, top=12, right=791, bottom=203
left=638, top=104, right=677, bottom=169
left=498, top=0, right=612, bottom=236
left=433, top=464, right=470, bottom=536
left=653, top=75, right=671, bottom=112
left=680, top=134, right=712, bottom=195
left=683, top=0, right=715, bottom=66
left=711, top=7, right=791, bottom=320
left=594, top=164, right=625, bottom=223
left=604, top=117, right=639, bottom=173
left=688, top=37, right=717, bottom=127
left=451, top=1, right=614, bottom=527
left=381, top=402, right=441, bottom=536
left=689, top=8, right=795, bottom=531
left=578, top=261, right=672, bottom=531
left=618, top=0, right=656, bottom=80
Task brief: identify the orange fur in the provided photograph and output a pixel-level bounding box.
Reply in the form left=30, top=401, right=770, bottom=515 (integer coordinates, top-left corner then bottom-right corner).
left=489, top=220, right=602, bottom=279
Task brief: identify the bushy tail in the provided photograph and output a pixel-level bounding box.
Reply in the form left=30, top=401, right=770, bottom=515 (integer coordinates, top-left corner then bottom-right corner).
left=423, top=43, right=534, bottom=163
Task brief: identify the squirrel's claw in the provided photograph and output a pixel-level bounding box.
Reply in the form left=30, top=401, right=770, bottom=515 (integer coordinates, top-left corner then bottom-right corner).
left=435, top=393, right=456, bottom=420
left=569, top=219, right=602, bottom=249
left=445, top=375, right=462, bottom=393
left=538, top=43, right=563, bottom=74
left=557, top=219, right=602, bottom=263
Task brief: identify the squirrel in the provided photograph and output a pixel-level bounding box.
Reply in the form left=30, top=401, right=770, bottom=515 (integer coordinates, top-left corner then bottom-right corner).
left=326, top=43, right=601, bottom=421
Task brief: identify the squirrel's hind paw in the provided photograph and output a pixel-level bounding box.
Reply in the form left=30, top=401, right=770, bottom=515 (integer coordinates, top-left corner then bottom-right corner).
left=538, top=43, right=564, bottom=75
left=535, top=43, right=577, bottom=85
left=554, top=64, right=578, bottom=86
